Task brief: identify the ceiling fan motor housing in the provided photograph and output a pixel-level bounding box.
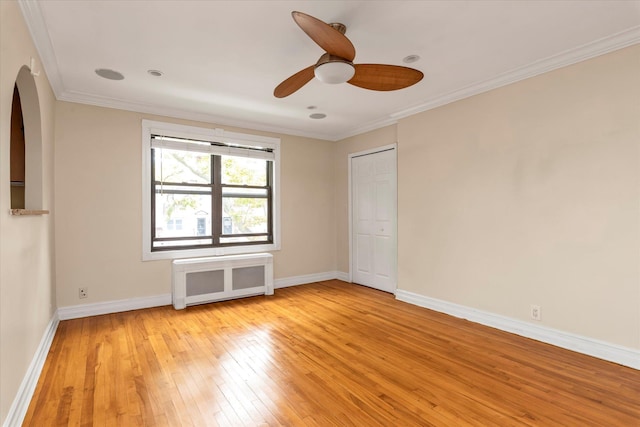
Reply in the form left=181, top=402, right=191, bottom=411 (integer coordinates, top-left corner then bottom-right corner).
left=314, top=53, right=355, bottom=84
left=328, top=22, right=347, bottom=34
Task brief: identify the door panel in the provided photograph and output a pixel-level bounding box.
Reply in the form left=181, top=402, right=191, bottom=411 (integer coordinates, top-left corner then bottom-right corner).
left=376, top=181, right=391, bottom=221
left=351, top=148, right=397, bottom=293
left=356, top=235, right=371, bottom=274
left=374, top=236, right=392, bottom=279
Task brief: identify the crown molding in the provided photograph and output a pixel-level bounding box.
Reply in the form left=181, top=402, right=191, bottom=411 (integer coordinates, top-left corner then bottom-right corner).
left=18, top=0, right=64, bottom=98
left=387, top=25, right=640, bottom=123
left=56, top=90, right=336, bottom=141
left=18, top=0, right=640, bottom=142
left=333, top=116, right=399, bottom=142
left=17, top=0, right=336, bottom=142
left=336, top=25, right=640, bottom=141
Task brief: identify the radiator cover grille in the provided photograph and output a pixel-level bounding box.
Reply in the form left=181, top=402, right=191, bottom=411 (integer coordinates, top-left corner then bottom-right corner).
left=172, top=253, right=273, bottom=309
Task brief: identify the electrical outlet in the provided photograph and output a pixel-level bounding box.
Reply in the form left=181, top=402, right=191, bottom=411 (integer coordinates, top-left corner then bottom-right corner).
left=530, top=304, right=541, bottom=321
left=79, top=287, right=88, bottom=299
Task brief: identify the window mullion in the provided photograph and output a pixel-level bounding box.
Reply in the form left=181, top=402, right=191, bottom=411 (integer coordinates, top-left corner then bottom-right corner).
left=267, top=161, right=273, bottom=241
left=151, top=148, right=156, bottom=240
left=212, top=155, right=221, bottom=246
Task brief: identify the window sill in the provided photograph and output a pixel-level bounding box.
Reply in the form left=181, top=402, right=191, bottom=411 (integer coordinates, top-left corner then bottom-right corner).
left=9, top=209, right=50, bottom=216
left=143, top=242, right=279, bottom=261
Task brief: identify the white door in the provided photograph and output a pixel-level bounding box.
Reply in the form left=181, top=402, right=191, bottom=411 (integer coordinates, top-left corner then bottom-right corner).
left=351, top=148, right=397, bottom=293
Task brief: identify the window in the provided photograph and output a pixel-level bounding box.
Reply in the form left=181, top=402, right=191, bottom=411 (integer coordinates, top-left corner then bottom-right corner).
left=142, top=120, right=280, bottom=260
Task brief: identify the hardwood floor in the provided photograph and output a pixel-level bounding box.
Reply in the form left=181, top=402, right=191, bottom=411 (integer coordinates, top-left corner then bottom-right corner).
left=24, top=281, right=639, bottom=426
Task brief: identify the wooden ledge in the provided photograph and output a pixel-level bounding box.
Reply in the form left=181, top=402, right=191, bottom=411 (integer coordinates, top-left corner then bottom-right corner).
left=9, top=209, right=50, bottom=216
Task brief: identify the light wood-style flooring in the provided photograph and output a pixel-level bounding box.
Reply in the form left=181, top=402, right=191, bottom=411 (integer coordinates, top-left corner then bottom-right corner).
left=24, top=281, right=640, bottom=426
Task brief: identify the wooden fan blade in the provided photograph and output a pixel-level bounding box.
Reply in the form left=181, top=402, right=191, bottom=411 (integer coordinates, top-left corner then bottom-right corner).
left=292, top=11, right=355, bottom=61
left=348, top=64, right=423, bottom=91
left=274, top=65, right=315, bottom=98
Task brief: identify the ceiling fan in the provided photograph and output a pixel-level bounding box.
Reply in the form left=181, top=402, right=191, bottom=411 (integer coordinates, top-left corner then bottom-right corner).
left=274, top=11, right=424, bottom=98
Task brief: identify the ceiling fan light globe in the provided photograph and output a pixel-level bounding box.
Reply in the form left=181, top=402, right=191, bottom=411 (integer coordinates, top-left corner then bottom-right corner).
left=314, top=61, right=355, bottom=84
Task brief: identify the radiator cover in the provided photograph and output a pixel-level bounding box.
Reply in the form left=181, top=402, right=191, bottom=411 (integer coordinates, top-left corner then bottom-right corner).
left=172, top=253, right=274, bottom=309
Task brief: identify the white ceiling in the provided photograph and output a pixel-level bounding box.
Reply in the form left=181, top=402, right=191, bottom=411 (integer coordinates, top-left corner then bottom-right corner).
left=19, top=1, right=640, bottom=141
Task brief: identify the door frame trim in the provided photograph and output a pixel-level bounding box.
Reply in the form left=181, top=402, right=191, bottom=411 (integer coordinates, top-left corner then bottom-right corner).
left=348, top=143, right=398, bottom=287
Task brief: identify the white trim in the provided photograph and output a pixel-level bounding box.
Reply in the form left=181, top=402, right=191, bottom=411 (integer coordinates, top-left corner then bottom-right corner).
left=348, top=144, right=398, bottom=289
left=19, top=0, right=640, bottom=143
left=334, top=27, right=640, bottom=141
left=141, top=120, right=281, bottom=261
left=56, top=271, right=346, bottom=319
left=3, top=313, right=59, bottom=427
left=151, top=137, right=276, bottom=160
left=396, top=289, right=640, bottom=370
left=17, top=0, right=64, bottom=98
left=348, top=143, right=398, bottom=160
left=387, top=27, right=640, bottom=123
left=57, top=294, right=172, bottom=320
left=60, top=89, right=337, bottom=141
left=335, top=271, right=350, bottom=282
left=274, top=271, right=341, bottom=289
left=336, top=118, right=400, bottom=143
left=143, top=120, right=280, bottom=146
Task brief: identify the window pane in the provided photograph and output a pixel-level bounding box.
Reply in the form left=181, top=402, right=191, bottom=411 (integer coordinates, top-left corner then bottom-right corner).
left=155, top=184, right=212, bottom=194
left=220, top=235, right=269, bottom=244
left=222, top=187, right=268, bottom=197
left=153, top=238, right=213, bottom=248
left=154, top=148, right=211, bottom=184
left=222, top=197, right=268, bottom=234
left=155, top=193, right=211, bottom=238
left=221, top=156, right=267, bottom=186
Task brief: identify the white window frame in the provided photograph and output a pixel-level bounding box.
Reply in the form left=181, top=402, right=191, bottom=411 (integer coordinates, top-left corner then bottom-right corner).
left=142, top=119, right=281, bottom=261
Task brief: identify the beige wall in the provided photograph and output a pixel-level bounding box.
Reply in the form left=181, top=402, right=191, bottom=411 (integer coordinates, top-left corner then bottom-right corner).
left=334, top=125, right=397, bottom=273
left=54, top=102, right=336, bottom=307
left=2, top=2, right=639, bottom=420
left=0, top=1, right=57, bottom=422
left=397, top=45, right=640, bottom=349
left=277, top=130, right=336, bottom=279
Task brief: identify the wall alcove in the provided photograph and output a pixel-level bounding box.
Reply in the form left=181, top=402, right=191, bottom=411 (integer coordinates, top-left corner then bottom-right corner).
left=10, top=65, right=47, bottom=215
left=11, top=84, right=25, bottom=209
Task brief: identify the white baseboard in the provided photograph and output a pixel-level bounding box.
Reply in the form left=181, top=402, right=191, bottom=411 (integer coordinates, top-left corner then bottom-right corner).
left=335, top=271, right=350, bottom=282
left=275, top=271, right=345, bottom=288
left=395, top=289, right=640, bottom=370
left=57, top=294, right=172, bottom=320
left=57, top=271, right=350, bottom=319
left=3, top=313, right=59, bottom=427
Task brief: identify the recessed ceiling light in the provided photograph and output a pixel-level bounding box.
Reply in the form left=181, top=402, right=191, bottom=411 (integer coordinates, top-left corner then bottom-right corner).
left=307, top=105, right=317, bottom=110
left=309, top=113, right=326, bottom=119
left=148, top=69, right=163, bottom=77
left=95, top=68, right=124, bottom=80
left=403, top=55, right=420, bottom=64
